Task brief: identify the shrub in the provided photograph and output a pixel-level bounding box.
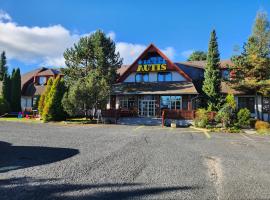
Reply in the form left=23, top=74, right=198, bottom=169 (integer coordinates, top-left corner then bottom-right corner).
left=227, top=127, right=241, bottom=133
left=42, top=77, right=67, bottom=122
left=215, top=104, right=233, bottom=128
left=237, top=108, right=250, bottom=128
left=215, top=94, right=236, bottom=128
left=38, top=77, right=53, bottom=116
left=0, top=96, right=10, bottom=115
left=195, top=108, right=208, bottom=128
left=255, top=120, right=270, bottom=130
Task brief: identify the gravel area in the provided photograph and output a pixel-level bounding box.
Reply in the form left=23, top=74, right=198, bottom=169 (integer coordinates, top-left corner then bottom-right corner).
left=1, top=121, right=270, bottom=199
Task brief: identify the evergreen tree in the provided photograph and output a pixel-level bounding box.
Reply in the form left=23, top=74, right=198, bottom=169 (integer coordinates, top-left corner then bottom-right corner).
left=62, top=30, right=122, bottom=116
left=202, top=30, right=222, bottom=111
left=63, top=30, right=122, bottom=86
left=187, top=51, right=207, bottom=61
left=0, top=51, right=8, bottom=81
left=2, top=73, right=11, bottom=105
left=10, top=68, right=21, bottom=112
left=38, top=77, right=53, bottom=116
left=42, top=76, right=66, bottom=121
left=230, top=11, right=270, bottom=119
left=62, top=70, right=109, bottom=117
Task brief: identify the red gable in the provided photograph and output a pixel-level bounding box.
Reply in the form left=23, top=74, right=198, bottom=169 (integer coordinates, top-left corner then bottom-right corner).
left=118, top=43, right=192, bottom=82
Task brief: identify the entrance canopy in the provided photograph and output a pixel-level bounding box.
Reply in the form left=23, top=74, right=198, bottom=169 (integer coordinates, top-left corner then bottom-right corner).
left=112, top=82, right=198, bottom=95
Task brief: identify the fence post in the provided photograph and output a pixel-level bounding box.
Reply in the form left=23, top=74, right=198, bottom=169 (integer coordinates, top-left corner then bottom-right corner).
left=162, top=110, right=165, bottom=127
left=192, top=111, right=196, bottom=119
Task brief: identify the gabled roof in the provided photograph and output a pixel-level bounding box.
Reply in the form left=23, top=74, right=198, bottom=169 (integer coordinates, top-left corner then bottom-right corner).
left=117, top=43, right=192, bottom=82
left=176, top=60, right=233, bottom=69
left=21, top=67, right=62, bottom=96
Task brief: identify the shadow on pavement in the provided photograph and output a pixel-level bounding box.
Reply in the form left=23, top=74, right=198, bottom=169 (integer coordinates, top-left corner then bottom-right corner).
left=0, top=141, right=79, bottom=173
left=0, top=177, right=200, bottom=200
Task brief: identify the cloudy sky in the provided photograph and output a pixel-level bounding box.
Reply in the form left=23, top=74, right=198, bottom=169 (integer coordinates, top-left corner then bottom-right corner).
left=0, top=0, right=269, bottom=73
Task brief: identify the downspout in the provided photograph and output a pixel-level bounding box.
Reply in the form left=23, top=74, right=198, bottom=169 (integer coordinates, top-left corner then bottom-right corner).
left=255, top=91, right=260, bottom=120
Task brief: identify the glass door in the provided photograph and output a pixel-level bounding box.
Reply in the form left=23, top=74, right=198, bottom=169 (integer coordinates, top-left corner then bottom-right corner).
left=138, top=100, right=156, bottom=117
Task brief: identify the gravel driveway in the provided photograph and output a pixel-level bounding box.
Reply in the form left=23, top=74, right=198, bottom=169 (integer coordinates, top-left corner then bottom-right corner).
left=1, top=121, right=270, bottom=199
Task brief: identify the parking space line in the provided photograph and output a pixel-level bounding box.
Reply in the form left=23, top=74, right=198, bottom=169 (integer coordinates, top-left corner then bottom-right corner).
left=240, top=133, right=254, bottom=141
left=203, top=131, right=211, bottom=139
left=133, top=125, right=145, bottom=131
left=190, top=127, right=211, bottom=139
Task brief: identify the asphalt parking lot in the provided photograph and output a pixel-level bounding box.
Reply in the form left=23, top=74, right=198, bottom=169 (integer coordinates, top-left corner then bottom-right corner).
left=1, top=121, right=270, bottom=200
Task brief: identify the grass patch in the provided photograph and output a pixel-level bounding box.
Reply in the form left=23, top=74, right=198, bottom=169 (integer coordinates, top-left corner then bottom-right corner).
left=257, top=129, right=270, bottom=135
left=64, top=118, right=97, bottom=124
left=0, top=117, right=41, bottom=123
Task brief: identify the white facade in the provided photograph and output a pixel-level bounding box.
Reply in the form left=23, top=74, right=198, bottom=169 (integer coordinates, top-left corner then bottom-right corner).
left=123, top=71, right=186, bottom=82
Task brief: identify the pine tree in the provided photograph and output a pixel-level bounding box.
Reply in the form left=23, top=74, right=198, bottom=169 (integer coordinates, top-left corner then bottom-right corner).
left=38, top=77, right=53, bottom=116
left=42, top=76, right=66, bottom=122
left=2, top=73, right=11, bottom=106
left=10, top=68, right=21, bottom=112
left=202, top=30, right=222, bottom=111
left=187, top=51, right=207, bottom=61
left=0, top=51, right=8, bottom=81
left=230, top=11, right=270, bottom=120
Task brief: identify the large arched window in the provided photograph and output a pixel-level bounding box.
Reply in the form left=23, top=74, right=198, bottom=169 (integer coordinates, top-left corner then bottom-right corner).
left=135, top=73, right=149, bottom=82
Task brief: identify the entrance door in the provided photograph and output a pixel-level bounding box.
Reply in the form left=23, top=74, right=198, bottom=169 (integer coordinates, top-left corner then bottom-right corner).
left=138, top=100, right=156, bottom=117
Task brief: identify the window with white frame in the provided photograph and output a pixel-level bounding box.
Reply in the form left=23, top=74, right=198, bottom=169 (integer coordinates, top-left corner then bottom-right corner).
left=38, top=76, right=47, bottom=85
left=160, top=96, right=182, bottom=110
left=263, top=97, right=270, bottom=113
left=119, top=96, right=136, bottom=109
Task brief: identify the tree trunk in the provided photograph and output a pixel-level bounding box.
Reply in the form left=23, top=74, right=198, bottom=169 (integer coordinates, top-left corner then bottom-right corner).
left=255, top=91, right=260, bottom=120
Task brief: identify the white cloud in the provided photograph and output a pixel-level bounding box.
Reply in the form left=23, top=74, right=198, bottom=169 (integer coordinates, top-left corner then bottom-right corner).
left=181, top=49, right=194, bottom=58
left=0, top=10, right=176, bottom=67
left=0, top=10, right=12, bottom=22
left=107, top=31, right=116, bottom=40
left=116, top=42, right=176, bottom=64
left=0, top=12, right=81, bottom=66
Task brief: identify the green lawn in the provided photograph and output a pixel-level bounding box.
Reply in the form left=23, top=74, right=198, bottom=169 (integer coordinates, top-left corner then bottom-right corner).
left=0, top=117, right=97, bottom=124
left=0, top=117, right=42, bottom=123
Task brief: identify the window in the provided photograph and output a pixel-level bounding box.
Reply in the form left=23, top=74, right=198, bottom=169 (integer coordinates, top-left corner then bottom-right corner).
left=263, top=97, right=270, bottom=113
left=119, top=96, right=136, bottom=109
left=238, top=97, right=255, bottom=113
left=222, top=70, right=230, bottom=80
left=160, top=96, right=182, bottom=110
left=158, top=72, right=172, bottom=82
left=38, top=76, right=47, bottom=85
left=135, top=73, right=149, bottom=82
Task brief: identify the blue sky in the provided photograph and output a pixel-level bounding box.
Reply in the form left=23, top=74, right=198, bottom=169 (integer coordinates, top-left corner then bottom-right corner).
left=0, top=0, right=269, bottom=74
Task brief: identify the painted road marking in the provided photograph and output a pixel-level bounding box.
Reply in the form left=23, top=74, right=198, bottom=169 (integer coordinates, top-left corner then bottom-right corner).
left=133, top=126, right=145, bottom=131
left=190, top=127, right=211, bottom=139
left=240, top=133, right=254, bottom=141
left=203, top=131, right=211, bottom=139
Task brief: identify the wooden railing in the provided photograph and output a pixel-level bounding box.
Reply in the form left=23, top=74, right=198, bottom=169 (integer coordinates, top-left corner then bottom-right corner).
left=101, top=109, right=137, bottom=118
left=163, top=109, right=196, bottom=120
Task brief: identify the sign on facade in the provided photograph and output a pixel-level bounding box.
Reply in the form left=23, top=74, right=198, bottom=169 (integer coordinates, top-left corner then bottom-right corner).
left=137, top=56, right=167, bottom=72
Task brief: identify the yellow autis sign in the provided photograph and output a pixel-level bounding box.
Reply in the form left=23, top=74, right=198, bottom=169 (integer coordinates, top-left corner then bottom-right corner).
left=137, top=57, right=167, bottom=72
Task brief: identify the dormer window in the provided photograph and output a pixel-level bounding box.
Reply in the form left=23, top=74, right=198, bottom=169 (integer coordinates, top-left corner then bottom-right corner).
left=38, top=76, right=47, bottom=85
